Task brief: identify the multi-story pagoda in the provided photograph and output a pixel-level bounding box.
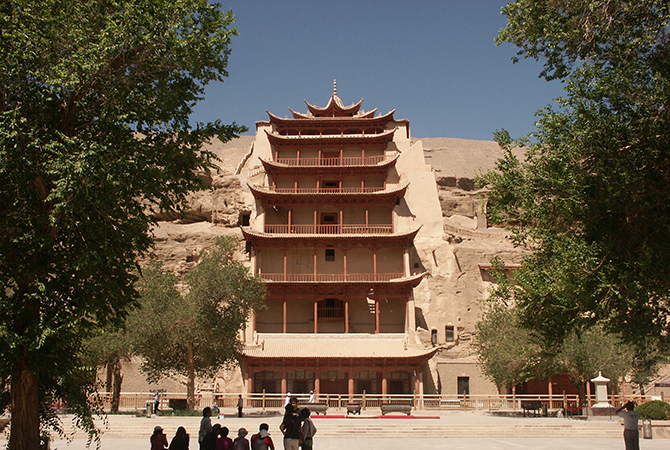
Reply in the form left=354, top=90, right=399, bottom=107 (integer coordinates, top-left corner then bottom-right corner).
left=239, top=83, right=442, bottom=397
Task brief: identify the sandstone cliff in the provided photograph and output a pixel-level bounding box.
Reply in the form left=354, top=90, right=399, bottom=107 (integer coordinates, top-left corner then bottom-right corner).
left=122, top=135, right=525, bottom=395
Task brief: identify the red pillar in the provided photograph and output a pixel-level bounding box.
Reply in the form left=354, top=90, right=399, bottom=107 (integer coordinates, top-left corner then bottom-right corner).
left=345, top=299, right=349, bottom=334
left=315, top=371, right=320, bottom=397
left=373, top=250, right=377, bottom=279
left=415, top=368, right=421, bottom=396
left=375, top=299, right=380, bottom=334
left=281, top=371, right=287, bottom=395
left=283, top=300, right=287, bottom=334
left=314, top=300, right=318, bottom=334
left=283, top=250, right=287, bottom=280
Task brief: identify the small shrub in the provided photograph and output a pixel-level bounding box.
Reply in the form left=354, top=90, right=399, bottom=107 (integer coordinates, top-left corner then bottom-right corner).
left=636, top=400, right=670, bottom=420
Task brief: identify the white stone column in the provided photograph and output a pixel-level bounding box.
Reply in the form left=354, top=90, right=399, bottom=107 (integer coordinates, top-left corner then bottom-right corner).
left=591, top=372, right=611, bottom=408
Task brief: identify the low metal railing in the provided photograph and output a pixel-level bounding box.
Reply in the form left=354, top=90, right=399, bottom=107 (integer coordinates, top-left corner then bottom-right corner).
left=95, top=392, right=661, bottom=413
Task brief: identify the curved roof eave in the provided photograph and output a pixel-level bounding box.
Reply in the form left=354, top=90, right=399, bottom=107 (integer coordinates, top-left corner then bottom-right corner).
left=304, top=96, right=364, bottom=117
left=272, top=109, right=393, bottom=124
left=264, top=128, right=395, bottom=145
left=241, top=226, right=421, bottom=244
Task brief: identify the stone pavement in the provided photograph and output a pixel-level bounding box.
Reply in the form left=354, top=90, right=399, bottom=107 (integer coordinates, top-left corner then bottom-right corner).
left=1, top=409, right=668, bottom=450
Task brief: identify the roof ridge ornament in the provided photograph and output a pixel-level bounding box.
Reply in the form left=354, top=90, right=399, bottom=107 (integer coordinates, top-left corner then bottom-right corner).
left=333, top=79, right=337, bottom=96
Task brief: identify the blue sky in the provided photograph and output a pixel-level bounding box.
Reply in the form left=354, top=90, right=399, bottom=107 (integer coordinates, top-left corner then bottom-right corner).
left=192, top=1, right=565, bottom=141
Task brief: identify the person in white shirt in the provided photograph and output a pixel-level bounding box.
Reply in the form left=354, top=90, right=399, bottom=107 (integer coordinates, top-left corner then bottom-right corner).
left=308, top=391, right=315, bottom=403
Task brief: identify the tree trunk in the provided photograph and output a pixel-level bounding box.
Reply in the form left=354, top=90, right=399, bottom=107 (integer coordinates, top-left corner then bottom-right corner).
left=186, top=341, right=196, bottom=410
left=10, top=361, right=41, bottom=450
left=111, top=360, right=123, bottom=414
left=575, top=382, right=587, bottom=412
left=105, top=363, right=113, bottom=393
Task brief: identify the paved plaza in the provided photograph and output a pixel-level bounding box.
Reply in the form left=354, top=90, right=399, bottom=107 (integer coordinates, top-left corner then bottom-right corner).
left=20, top=436, right=669, bottom=450
left=2, top=409, right=668, bottom=450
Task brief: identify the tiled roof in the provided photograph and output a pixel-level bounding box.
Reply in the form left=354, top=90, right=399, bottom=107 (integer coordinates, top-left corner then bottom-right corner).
left=243, top=334, right=436, bottom=359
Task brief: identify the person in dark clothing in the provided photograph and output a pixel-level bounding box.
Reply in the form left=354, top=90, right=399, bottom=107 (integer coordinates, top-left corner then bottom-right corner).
left=169, top=426, right=190, bottom=450
left=616, top=401, right=640, bottom=450
left=279, top=400, right=301, bottom=450
left=151, top=425, right=169, bottom=450
left=299, top=408, right=316, bottom=450
left=237, top=394, right=244, bottom=418
left=216, top=426, right=233, bottom=450
left=201, top=423, right=221, bottom=450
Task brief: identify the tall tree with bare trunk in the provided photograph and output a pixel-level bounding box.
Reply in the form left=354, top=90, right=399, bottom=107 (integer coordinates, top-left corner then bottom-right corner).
left=130, top=237, right=266, bottom=410
left=0, top=1, right=245, bottom=448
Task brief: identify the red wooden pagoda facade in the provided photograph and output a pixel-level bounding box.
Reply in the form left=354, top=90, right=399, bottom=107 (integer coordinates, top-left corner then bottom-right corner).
left=240, top=85, right=436, bottom=397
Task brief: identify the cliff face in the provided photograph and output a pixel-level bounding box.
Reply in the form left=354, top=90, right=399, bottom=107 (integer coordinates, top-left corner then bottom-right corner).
left=130, top=135, right=525, bottom=395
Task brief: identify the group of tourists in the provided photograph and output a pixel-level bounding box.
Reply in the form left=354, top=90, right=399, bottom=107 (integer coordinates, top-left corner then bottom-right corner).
left=150, top=400, right=317, bottom=450
left=279, top=397, right=317, bottom=450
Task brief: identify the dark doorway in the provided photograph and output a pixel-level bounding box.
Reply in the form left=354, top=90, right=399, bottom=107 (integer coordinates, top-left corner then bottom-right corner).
left=320, top=379, right=348, bottom=395
left=457, top=377, right=470, bottom=397
left=389, top=380, right=406, bottom=394
left=293, top=380, right=308, bottom=394
left=356, top=380, right=372, bottom=394
left=257, top=379, right=278, bottom=393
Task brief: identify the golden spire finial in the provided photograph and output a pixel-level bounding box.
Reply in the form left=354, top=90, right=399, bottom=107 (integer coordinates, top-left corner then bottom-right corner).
left=333, top=79, right=337, bottom=96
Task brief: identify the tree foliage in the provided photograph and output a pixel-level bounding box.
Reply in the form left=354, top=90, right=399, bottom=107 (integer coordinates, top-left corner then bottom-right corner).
left=556, top=326, right=633, bottom=404
left=479, top=1, right=670, bottom=362
left=83, top=327, right=134, bottom=413
left=0, top=1, right=244, bottom=448
left=472, top=295, right=542, bottom=393
left=130, top=236, right=266, bottom=410
left=473, top=268, right=633, bottom=401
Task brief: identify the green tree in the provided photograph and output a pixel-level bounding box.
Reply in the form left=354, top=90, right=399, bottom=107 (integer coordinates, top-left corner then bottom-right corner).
left=83, top=327, right=133, bottom=413
left=555, top=326, right=633, bottom=405
left=0, top=1, right=244, bottom=448
left=479, top=1, right=670, bottom=362
left=130, top=236, right=266, bottom=410
left=472, top=296, right=542, bottom=393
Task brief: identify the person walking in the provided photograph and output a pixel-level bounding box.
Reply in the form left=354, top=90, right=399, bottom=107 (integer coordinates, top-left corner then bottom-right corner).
left=299, top=408, right=316, bottom=450
left=237, top=394, right=244, bottom=418
left=616, top=401, right=640, bottom=450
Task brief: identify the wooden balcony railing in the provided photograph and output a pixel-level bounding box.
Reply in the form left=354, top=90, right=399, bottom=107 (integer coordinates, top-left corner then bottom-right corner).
left=259, top=273, right=404, bottom=282
left=275, top=155, right=387, bottom=167
left=264, top=224, right=393, bottom=234
left=271, top=186, right=394, bottom=194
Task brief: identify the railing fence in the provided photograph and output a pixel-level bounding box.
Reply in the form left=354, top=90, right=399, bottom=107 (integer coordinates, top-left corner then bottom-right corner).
left=94, top=392, right=662, bottom=413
